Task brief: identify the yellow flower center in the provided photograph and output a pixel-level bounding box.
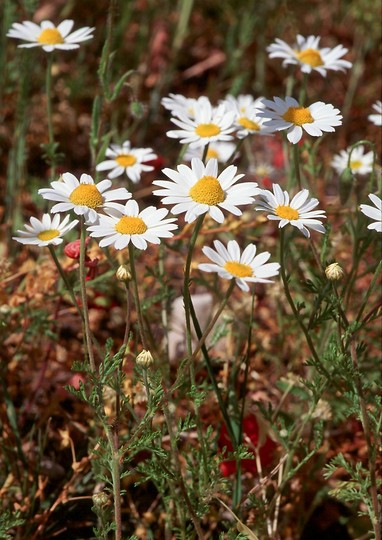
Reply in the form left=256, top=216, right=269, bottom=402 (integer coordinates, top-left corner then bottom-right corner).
left=206, top=148, right=219, bottom=159
left=37, top=229, right=60, bottom=241
left=195, top=123, right=221, bottom=138
left=350, top=160, right=362, bottom=171
left=282, top=106, right=314, bottom=126
left=224, top=261, right=253, bottom=278
left=275, top=205, right=299, bottom=220
left=296, top=48, right=324, bottom=68
left=116, top=154, right=137, bottom=167
left=115, top=216, right=147, bottom=235
left=189, top=175, right=225, bottom=205
left=69, top=184, right=103, bottom=208
left=37, top=28, right=64, bottom=45
left=238, top=116, right=260, bottom=131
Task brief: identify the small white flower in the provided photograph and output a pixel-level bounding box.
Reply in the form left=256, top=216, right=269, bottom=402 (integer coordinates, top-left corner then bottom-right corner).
left=360, top=194, right=382, bottom=232
left=255, top=183, right=326, bottom=237
left=199, top=239, right=280, bottom=292
left=257, top=96, right=342, bottom=144
left=166, top=97, right=236, bottom=148
left=13, top=213, right=78, bottom=247
left=222, top=94, right=273, bottom=138
left=184, top=141, right=237, bottom=163
left=87, top=199, right=177, bottom=250
left=7, top=19, right=94, bottom=52
left=161, top=93, right=205, bottom=119
left=368, top=101, right=382, bottom=126
left=331, top=146, right=374, bottom=176
left=38, top=173, right=131, bottom=224
left=153, top=157, right=259, bottom=223
left=96, top=141, right=157, bottom=182
left=267, top=35, right=352, bottom=76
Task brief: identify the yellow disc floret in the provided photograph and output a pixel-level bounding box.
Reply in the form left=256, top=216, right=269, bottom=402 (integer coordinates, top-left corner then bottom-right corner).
left=38, top=229, right=60, bottom=241
left=115, top=216, right=147, bottom=235
left=206, top=148, right=219, bottom=159
left=282, top=106, right=314, bottom=126
left=116, top=154, right=137, bottom=167
left=350, top=160, right=362, bottom=171
left=195, top=123, right=221, bottom=138
left=238, top=117, right=260, bottom=131
left=224, top=261, right=253, bottom=278
left=296, top=48, right=324, bottom=68
left=37, top=28, right=64, bottom=45
left=69, top=184, right=103, bottom=208
left=189, top=176, right=225, bottom=205
left=275, top=205, right=299, bottom=220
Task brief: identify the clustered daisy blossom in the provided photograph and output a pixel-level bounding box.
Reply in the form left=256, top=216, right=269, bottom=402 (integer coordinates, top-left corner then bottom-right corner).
left=360, top=194, right=382, bottom=232
left=331, top=145, right=374, bottom=176
left=258, top=96, right=342, bottom=144
left=96, top=141, right=157, bottom=183
left=199, top=239, right=280, bottom=292
left=13, top=214, right=78, bottom=246
left=7, top=19, right=94, bottom=52
left=166, top=96, right=236, bottom=148
left=368, top=101, right=382, bottom=126
left=222, top=94, right=273, bottom=138
left=87, top=200, right=177, bottom=250
left=267, top=35, right=352, bottom=76
left=153, top=157, right=259, bottom=223
left=161, top=93, right=203, bottom=119
left=38, top=173, right=131, bottom=224
left=255, top=184, right=326, bottom=237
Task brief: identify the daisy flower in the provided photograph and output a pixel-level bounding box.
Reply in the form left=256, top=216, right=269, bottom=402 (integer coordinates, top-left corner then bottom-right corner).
left=254, top=183, right=326, bottom=237
left=222, top=94, right=273, bottom=138
left=199, top=239, right=280, bottom=292
left=267, top=35, right=352, bottom=76
left=184, top=141, right=237, bottom=163
left=95, top=141, right=157, bottom=182
left=360, top=194, right=382, bottom=232
left=13, top=213, right=78, bottom=247
left=7, top=19, right=94, bottom=52
left=257, top=96, right=342, bottom=144
left=368, top=101, right=382, bottom=126
left=166, top=97, right=236, bottom=149
left=38, top=173, right=131, bottom=224
left=331, top=146, right=374, bottom=176
left=87, top=200, right=177, bottom=250
left=153, top=157, right=260, bottom=223
left=161, top=93, right=207, bottom=119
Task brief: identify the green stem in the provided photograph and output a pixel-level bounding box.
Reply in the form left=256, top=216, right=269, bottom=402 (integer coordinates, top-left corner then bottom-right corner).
left=79, top=219, right=96, bottom=373
left=48, top=245, right=83, bottom=321
left=128, top=243, right=148, bottom=349
left=292, top=143, right=302, bottom=190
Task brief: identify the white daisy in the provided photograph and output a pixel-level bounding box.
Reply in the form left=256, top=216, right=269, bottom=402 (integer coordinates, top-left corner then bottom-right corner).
left=222, top=94, right=273, bottom=138
left=199, top=239, right=280, bottom=292
left=257, top=96, right=342, bottom=144
left=7, top=19, right=94, bottom=52
left=13, top=213, right=78, bottom=247
left=95, top=141, right=157, bottom=182
left=331, top=146, right=374, bottom=176
left=255, top=183, right=326, bottom=237
left=360, top=194, right=382, bottom=232
left=166, top=97, right=236, bottom=149
left=267, top=35, right=352, bottom=76
left=38, top=173, right=131, bottom=224
left=153, top=157, right=260, bottom=224
left=368, top=101, right=382, bottom=126
left=161, top=93, right=206, bottom=119
left=87, top=200, right=177, bottom=250
left=184, top=141, right=237, bottom=163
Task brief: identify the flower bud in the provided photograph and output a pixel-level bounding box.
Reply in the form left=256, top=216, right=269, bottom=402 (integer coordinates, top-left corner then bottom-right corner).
left=116, top=264, right=132, bottom=283
left=92, top=492, right=109, bottom=507
left=325, top=262, right=344, bottom=281
left=136, top=349, right=154, bottom=368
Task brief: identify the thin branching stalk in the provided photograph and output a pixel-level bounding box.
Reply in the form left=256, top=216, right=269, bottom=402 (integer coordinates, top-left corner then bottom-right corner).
left=292, top=143, right=302, bottom=190
left=128, top=243, right=149, bottom=349
left=79, top=218, right=96, bottom=373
